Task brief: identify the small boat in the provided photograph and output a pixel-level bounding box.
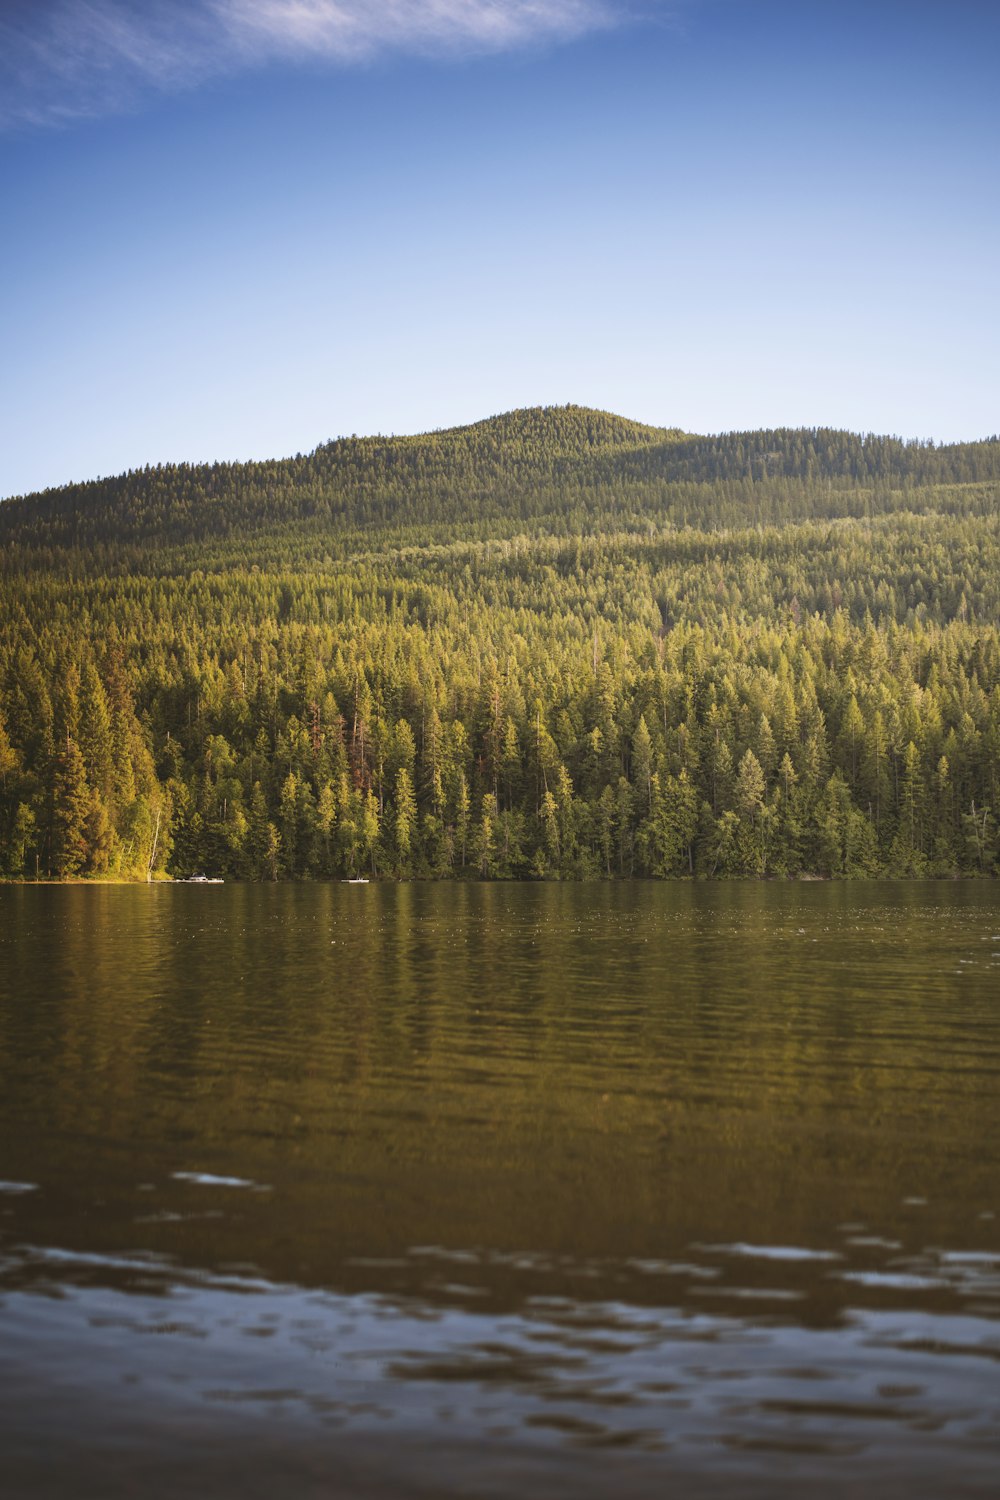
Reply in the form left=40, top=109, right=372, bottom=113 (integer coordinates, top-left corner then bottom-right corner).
left=343, top=878, right=369, bottom=884
left=184, top=874, right=224, bottom=884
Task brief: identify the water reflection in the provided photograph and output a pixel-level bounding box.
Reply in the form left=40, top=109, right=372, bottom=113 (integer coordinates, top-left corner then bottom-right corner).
left=1, top=881, right=999, bottom=1495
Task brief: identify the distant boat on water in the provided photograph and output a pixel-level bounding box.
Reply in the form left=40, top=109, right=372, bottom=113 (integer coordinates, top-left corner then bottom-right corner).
left=182, top=874, right=224, bottom=884
left=343, top=878, right=369, bottom=884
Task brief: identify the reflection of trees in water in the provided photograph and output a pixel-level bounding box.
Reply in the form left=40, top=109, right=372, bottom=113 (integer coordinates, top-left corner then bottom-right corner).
left=1, top=884, right=998, bottom=1302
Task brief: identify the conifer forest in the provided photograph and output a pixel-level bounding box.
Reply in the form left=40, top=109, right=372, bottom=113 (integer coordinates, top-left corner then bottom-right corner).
left=2, top=405, right=1000, bottom=882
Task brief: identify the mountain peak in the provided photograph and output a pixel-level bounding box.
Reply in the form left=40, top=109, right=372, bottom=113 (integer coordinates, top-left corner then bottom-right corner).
left=423, top=404, right=680, bottom=451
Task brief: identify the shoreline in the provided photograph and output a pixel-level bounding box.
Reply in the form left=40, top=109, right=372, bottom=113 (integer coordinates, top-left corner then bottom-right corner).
left=1, top=872, right=994, bottom=887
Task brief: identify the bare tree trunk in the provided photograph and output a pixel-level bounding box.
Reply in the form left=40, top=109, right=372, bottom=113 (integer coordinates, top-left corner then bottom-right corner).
left=147, top=806, right=161, bottom=882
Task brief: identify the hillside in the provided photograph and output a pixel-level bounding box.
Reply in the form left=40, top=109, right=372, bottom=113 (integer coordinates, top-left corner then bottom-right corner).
left=3, top=405, right=998, bottom=562
left=1, top=406, right=999, bottom=882
left=1, top=406, right=678, bottom=555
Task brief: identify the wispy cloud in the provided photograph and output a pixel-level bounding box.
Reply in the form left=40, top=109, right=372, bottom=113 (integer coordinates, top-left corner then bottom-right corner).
left=221, top=1, right=615, bottom=61
left=0, top=0, right=620, bottom=129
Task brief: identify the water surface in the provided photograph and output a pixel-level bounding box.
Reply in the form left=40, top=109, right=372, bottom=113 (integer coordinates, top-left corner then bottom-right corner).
left=1, top=881, right=999, bottom=1497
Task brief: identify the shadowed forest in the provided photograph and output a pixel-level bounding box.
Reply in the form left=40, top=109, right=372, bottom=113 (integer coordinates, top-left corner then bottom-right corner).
left=2, top=405, right=999, bottom=881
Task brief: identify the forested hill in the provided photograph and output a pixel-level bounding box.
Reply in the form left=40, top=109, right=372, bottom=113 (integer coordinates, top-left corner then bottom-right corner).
left=3, top=405, right=999, bottom=561
left=2, top=406, right=1000, bottom=883
left=1, top=406, right=677, bottom=553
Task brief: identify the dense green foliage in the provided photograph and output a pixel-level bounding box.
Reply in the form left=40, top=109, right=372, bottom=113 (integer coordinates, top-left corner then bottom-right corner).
left=2, top=405, right=999, bottom=880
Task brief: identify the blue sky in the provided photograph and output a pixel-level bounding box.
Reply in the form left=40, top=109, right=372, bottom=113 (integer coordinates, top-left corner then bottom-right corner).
left=1, top=0, right=997, bottom=498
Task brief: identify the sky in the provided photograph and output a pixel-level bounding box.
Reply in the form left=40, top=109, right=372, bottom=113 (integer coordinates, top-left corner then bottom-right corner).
left=1, top=0, right=997, bottom=498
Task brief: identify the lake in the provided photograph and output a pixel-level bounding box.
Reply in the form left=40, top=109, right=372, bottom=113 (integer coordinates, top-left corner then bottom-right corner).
left=1, top=881, right=999, bottom=1498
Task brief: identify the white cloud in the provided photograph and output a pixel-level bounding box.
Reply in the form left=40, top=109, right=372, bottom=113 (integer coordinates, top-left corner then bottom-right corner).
left=0, top=0, right=619, bottom=129
left=218, top=1, right=612, bottom=60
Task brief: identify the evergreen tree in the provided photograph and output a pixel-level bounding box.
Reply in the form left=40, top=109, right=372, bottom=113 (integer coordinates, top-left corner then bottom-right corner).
left=51, top=737, right=91, bottom=876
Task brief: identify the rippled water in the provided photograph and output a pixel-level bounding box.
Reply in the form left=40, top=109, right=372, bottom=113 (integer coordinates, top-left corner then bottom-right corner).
left=1, top=881, right=999, bottom=1497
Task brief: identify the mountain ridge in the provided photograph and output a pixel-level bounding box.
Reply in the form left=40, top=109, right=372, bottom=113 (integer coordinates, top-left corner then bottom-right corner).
left=4, top=401, right=999, bottom=506
left=2, top=405, right=999, bottom=564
